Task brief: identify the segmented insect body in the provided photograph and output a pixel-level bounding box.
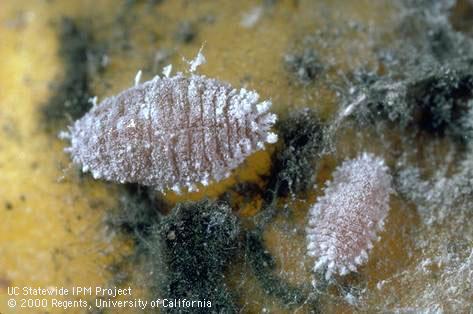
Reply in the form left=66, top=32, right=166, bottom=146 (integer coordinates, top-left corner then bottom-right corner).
left=67, top=73, right=277, bottom=193
left=306, top=153, right=393, bottom=280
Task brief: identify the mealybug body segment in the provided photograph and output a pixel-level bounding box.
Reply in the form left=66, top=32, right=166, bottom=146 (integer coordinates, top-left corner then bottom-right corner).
left=67, top=73, right=277, bottom=193
left=306, top=153, right=393, bottom=280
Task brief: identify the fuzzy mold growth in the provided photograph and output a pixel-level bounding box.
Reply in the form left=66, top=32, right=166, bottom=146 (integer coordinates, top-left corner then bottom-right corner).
left=147, top=200, right=240, bottom=313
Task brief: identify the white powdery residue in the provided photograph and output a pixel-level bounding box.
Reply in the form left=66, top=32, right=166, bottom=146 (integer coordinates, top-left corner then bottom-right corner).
left=397, top=150, right=473, bottom=226
left=187, top=46, right=207, bottom=73
left=344, top=293, right=358, bottom=305
left=240, top=89, right=259, bottom=114
left=306, top=153, right=393, bottom=281
left=58, top=130, right=71, bottom=140
left=260, top=112, right=277, bottom=127
left=266, top=132, right=278, bottom=144
left=89, top=96, right=98, bottom=107
left=386, top=234, right=473, bottom=312
left=228, top=89, right=246, bottom=119
left=240, top=6, right=263, bottom=28
left=256, top=100, right=271, bottom=114
left=341, top=93, right=366, bottom=118
left=162, top=64, right=172, bottom=78
left=134, top=70, right=142, bottom=86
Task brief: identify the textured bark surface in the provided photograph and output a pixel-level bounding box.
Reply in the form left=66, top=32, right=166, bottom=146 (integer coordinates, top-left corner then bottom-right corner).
left=306, top=153, right=393, bottom=280
left=68, top=73, right=277, bottom=192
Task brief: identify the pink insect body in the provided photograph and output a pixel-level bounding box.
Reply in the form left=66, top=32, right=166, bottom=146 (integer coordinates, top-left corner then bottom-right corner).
left=306, top=153, right=393, bottom=280
left=67, top=73, right=277, bottom=193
